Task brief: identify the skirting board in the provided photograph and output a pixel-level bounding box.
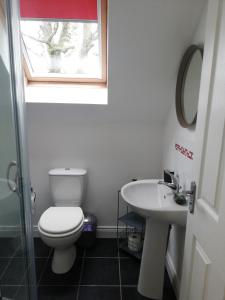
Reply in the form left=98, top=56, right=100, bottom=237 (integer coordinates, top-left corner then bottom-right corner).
left=0, top=226, right=21, bottom=237
left=32, top=225, right=122, bottom=238
left=0, top=225, right=120, bottom=238
left=166, top=252, right=180, bottom=299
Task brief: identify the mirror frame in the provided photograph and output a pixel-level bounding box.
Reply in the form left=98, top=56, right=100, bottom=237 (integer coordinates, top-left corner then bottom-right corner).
left=176, top=45, right=203, bottom=128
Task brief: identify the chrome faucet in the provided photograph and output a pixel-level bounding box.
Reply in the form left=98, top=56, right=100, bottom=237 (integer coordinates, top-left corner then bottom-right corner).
left=158, top=169, right=180, bottom=193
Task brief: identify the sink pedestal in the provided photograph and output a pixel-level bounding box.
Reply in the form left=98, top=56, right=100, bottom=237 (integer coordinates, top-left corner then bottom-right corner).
left=138, top=218, right=169, bottom=300
left=121, top=179, right=187, bottom=299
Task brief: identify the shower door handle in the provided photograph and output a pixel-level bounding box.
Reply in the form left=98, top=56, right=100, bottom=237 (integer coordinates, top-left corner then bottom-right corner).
left=6, top=161, right=19, bottom=193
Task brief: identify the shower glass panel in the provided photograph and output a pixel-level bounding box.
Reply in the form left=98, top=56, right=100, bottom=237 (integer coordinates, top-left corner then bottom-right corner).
left=0, top=1, right=36, bottom=299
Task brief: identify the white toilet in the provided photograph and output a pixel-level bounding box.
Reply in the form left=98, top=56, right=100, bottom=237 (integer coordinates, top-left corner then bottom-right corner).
left=38, top=168, right=87, bottom=274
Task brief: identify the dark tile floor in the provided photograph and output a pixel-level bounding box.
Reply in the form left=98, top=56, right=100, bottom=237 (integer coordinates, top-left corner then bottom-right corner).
left=35, top=238, right=177, bottom=300
left=0, top=237, right=28, bottom=300
left=0, top=238, right=177, bottom=300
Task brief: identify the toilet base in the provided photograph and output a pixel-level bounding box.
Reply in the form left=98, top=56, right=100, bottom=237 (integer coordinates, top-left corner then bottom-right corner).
left=52, top=245, right=76, bottom=274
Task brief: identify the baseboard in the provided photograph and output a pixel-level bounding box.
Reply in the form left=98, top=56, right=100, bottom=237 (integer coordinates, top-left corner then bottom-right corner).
left=33, top=225, right=120, bottom=238
left=166, top=252, right=180, bottom=299
left=96, top=226, right=120, bottom=238
left=0, top=226, right=20, bottom=237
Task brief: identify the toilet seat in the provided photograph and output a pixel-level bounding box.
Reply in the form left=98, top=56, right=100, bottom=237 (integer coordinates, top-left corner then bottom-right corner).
left=38, top=207, right=84, bottom=237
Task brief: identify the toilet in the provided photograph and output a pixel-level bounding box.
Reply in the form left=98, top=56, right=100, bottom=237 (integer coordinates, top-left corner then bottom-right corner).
left=38, top=168, right=87, bottom=274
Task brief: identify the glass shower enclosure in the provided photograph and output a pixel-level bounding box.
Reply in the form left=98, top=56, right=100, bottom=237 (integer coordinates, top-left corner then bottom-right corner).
left=0, top=1, right=36, bottom=299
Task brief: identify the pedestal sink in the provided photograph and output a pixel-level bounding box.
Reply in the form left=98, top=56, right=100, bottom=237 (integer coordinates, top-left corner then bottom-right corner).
left=121, top=179, right=188, bottom=300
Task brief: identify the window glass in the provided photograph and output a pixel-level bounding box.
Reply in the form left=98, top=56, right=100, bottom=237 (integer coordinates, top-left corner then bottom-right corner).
left=20, top=21, right=100, bottom=78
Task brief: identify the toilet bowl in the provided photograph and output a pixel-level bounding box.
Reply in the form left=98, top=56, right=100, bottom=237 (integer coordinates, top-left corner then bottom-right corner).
left=38, top=207, right=84, bottom=273
left=38, top=168, right=87, bottom=274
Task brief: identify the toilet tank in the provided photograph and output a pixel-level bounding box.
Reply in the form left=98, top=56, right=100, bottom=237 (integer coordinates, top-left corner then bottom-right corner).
left=49, top=168, right=87, bottom=207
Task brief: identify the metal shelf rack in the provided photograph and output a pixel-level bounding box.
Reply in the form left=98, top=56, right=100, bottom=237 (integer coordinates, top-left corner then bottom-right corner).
left=117, top=190, right=145, bottom=260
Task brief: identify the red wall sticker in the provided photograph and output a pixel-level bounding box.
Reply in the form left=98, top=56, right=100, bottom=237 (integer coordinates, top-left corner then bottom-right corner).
left=175, top=143, right=193, bottom=160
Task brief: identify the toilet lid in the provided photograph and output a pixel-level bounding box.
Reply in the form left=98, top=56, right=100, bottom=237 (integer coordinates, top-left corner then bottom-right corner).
left=39, top=207, right=83, bottom=234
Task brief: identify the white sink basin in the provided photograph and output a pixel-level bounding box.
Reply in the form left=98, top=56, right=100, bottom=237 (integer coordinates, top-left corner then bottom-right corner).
left=121, top=179, right=187, bottom=226
left=121, top=179, right=188, bottom=300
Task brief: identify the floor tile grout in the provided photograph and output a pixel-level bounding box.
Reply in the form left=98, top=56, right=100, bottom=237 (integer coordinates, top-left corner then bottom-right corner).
left=36, top=284, right=137, bottom=287
left=0, top=284, right=25, bottom=287
left=11, top=243, right=22, bottom=258
left=0, top=254, right=24, bottom=283
left=13, top=284, right=25, bottom=299
left=1, top=285, right=24, bottom=298
left=37, top=249, right=52, bottom=286
left=0, top=246, right=20, bottom=279
left=75, top=248, right=86, bottom=300
left=1, top=255, right=130, bottom=259
left=84, top=256, right=129, bottom=259
left=117, top=239, right=123, bottom=300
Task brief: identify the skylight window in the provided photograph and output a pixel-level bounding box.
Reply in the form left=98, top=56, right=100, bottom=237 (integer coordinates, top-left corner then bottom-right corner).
left=20, top=0, right=107, bottom=84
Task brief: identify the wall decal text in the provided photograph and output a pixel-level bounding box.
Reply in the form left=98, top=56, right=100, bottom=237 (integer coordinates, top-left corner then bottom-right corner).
left=175, top=143, right=193, bottom=160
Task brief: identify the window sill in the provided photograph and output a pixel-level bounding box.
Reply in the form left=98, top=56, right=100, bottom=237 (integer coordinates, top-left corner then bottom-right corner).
left=24, top=83, right=108, bottom=105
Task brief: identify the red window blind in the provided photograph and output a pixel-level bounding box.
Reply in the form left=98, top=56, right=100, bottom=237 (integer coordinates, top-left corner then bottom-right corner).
left=20, top=0, right=98, bottom=21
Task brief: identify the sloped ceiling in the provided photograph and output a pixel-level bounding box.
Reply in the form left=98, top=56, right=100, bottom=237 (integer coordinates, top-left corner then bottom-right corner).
left=106, top=0, right=207, bottom=124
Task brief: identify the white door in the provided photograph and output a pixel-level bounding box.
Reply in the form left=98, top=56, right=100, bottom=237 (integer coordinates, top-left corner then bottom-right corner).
left=180, top=0, right=225, bottom=299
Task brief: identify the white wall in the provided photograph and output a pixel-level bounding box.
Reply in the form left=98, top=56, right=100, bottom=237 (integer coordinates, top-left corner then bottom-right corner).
left=26, top=0, right=206, bottom=232
left=163, top=4, right=207, bottom=296
left=27, top=115, right=163, bottom=226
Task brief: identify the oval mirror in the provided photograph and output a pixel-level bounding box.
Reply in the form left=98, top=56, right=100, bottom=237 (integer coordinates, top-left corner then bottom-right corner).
left=176, top=45, right=203, bottom=128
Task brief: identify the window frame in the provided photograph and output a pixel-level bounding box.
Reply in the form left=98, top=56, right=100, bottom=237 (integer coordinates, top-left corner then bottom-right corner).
left=21, top=0, right=107, bottom=85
